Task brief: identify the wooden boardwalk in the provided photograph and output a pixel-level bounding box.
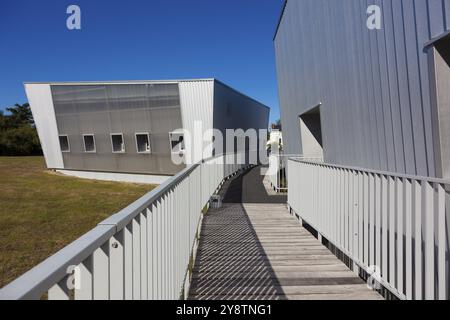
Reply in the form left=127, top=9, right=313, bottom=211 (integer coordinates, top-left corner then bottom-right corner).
left=189, top=167, right=383, bottom=300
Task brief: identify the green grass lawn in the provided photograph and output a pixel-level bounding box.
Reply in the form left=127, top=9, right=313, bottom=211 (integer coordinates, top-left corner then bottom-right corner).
left=0, top=157, right=156, bottom=288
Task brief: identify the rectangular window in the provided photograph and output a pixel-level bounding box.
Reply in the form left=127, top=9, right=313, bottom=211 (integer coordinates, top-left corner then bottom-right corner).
left=83, top=134, right=96, bottom=153
left=169, top=132, right=185, bottom=153
left=136, top=133, right=151, bottom=153
left=59, top=135, right=70, bottom=152
left=111, top=133, right=125, bottom=153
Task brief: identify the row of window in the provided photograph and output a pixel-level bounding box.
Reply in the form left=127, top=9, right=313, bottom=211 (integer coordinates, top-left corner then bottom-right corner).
left=59, top=133, right=151, bottom=154
left=58, top=132, right=186, bottom=154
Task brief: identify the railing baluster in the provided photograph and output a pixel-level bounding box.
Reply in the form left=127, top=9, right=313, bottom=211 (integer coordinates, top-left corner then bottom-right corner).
left=424, top=182, right=434, bottom=300
left=396, top=178, right=404, bottom=296
left=140, top=211, right=148, bottom=300
left=146, top=207, right=153, bottom=300
left=132, top=216, right=141, bottom=300
left=75, top=256, right=93, bottom=300
left=437, top=183, right=446, bottom=300
left=167, top=190, right=172, bottom=299
left=93, top=243, right=110, bottom=300
left=389, top=177, right=396, bottom=288
left=358, top=172, right=364, bottom=265
left=363, top=173, right=369, bottom=267
left=414, top=180, right=422, bottom=300
left=48, top=277, right=70, bottom=300
left=344, top=170, right=349, bottom=252
left=369, top=174, right=375, bottom=267
left=382, top=175, right=388, bottom=282
left=156, top=199, right=162, bottom=299
left=109, top=232, right=124, bottom=300
left=375, top=174, right=381, bottom=272
left=124, top=223, right=133, bottom=300
left=405, top=179, right=413, bottom=300
left=340, top=168, right=345, bottom=249
left=164, top=193, right=169, bottom=300
left=349, top=170, right=354, bottom=256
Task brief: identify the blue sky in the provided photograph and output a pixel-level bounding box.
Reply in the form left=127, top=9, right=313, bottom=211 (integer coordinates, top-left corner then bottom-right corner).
left=0, top=0, right=283, bottom=124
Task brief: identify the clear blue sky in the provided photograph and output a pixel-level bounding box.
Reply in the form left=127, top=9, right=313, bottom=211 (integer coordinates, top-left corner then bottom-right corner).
left=0, top=0, right=283, bottom=124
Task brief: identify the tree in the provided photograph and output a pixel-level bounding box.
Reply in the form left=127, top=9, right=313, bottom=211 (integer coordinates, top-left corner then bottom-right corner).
left=0, top=103, right=42, bottom=156
left=6, top=103, right=34, bottom=128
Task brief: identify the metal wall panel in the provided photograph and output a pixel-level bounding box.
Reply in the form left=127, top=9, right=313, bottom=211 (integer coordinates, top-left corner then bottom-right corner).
left=51, top=84, right=185, bottom=175
left=179, top=80, right=269, bottom=161
left=213, top=81, right=270, bottom=155
left=275, top=0, right=450, bottom=177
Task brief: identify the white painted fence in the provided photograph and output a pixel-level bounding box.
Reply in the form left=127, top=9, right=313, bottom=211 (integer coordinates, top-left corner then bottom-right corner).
left=267, top=155, right=323, bottom=192
left=267, top=154, right=288, bottom=192
left=0, top=154, right=249, bottom=300
left=288, top=159, right=449, bottom=300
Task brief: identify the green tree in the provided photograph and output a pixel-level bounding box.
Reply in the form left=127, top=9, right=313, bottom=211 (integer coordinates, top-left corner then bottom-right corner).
left=6, top=103, right=34, bottom=127
left=0, top=103, right=42, bottom=156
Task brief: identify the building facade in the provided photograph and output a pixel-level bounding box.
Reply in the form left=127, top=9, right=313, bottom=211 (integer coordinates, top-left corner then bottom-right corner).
left=25, top=79, right=269, bottom=183
left=274, top=0, right=450, bottom=179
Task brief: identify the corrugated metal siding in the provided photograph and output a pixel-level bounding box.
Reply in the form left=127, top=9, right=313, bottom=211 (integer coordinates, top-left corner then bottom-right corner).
left=275, top=0, right=450, bottom=177
left=213, top=81, right=270, bottom=154
left=51, top=84, right=185, bottom=175
left=179, top=80, right=215, bottom=162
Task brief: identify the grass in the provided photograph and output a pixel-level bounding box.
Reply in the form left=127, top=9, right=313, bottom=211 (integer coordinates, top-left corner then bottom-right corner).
left=0, top=157, right=156, bottom=288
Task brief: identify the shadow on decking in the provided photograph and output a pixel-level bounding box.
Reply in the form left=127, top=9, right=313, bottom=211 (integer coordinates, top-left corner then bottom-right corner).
left=189, top=203, right=286, bottom=300
left=221, top=166, right=287, bottom=204
left=189, top=167, right=286, bottom=300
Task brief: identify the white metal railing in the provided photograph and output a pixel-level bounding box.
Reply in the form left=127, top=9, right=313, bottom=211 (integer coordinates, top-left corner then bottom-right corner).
left=288, top=159, right=449, bottom=300
left=267, top=154, right=287, bottom=192
left=267, top=154, right=323, bottom=192
left=0, top=153, right=249, bottom=300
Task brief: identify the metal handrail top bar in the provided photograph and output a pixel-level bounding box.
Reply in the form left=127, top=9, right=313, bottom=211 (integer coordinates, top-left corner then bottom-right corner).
left=99, top=151, right=241, bottom=231
left=289, top=157, right=450, bottom=185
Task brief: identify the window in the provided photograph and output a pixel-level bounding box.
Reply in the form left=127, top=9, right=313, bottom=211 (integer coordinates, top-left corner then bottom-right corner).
left=59, top=135, right=70, bottom=152
left=299, top=105, right=323, bottom=161
left=83, top=134, right=96, bottom=153
left=111, top=133, right=125, bottom=153
left=169, top=132, right=185, bottom=153
left=136, top=133, right=151, bottom=153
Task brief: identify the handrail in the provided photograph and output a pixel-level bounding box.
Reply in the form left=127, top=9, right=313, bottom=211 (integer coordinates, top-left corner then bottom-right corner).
left=0, top=152, right=249, bottom=300
left=289, top=157, right=450, bottom=185
left=99, top=164, right=200, bottom=232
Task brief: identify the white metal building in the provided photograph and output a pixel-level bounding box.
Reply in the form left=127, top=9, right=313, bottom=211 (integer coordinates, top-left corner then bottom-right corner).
left=25, top=79, right=269, bottom=184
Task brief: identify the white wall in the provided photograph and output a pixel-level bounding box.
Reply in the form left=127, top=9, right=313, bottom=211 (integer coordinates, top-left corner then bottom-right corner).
left=178, top=80, right=215, bottom=163
left=25, top=84, right=64, bottom=169
left=57, top=170, right=169, bottom=185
